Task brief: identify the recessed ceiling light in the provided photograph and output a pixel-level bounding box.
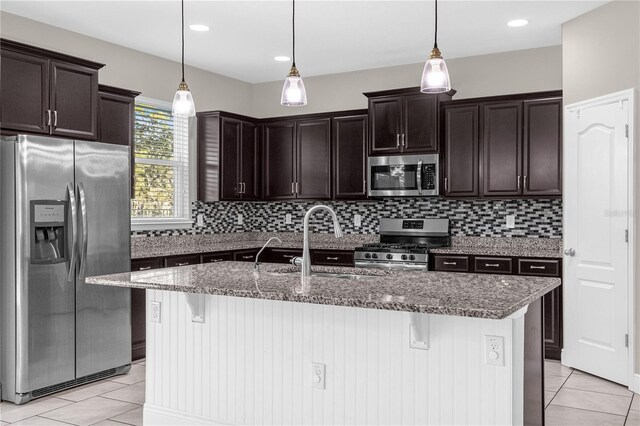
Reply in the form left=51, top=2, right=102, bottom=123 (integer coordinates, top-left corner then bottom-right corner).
left=189, top=24, right=210, bottom=32
left=507, top=19, right=529, bottom=27
left=274, top=56, right=291, bottom=62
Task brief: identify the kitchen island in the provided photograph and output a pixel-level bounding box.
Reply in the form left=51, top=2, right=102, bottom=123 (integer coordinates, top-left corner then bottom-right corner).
left=88, top=261, right=560, bottom=425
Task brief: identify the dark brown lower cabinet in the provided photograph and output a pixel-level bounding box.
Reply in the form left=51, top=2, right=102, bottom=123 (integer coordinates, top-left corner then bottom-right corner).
left=543, top=286, right=563, bottom=360
left=201, top=252, right=233, bottom=263
left=265, top=248, right=302, bottom=264
left=164, top=254, right=199, bottom=267
left=130, top=257, right=163, bottom=361
left=311, top=250, right=354, bottom=267
left=233, top=248, right=260, bottom=262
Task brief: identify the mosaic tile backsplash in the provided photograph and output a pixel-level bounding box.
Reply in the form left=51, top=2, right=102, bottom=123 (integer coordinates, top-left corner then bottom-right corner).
left=132, top=198, right=562, bottom=238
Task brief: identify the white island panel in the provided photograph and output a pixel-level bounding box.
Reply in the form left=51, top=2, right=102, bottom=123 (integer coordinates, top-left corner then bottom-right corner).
left=143, top=290, right=525, bottom=426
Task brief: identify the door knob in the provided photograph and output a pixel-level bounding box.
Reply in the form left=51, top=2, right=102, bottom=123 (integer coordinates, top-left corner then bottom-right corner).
left=564, top=248, right=576, bottom=257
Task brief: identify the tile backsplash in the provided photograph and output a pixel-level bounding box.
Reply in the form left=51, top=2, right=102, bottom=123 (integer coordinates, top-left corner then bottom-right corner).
left=132, top=198, right=562, bottom=239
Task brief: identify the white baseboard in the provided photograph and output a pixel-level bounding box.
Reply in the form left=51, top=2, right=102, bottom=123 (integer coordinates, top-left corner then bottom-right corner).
left=143, top=404, right=232, bottom=426
left=633, top=373, right=640, bottom=394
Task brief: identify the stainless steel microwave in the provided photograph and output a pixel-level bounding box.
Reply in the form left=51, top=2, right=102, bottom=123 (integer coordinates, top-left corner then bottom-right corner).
left=368, top=154, right=439, bottom=197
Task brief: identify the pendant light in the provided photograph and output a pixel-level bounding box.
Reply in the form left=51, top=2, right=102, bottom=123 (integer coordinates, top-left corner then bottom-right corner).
left=281, top=0, right=307, bottom=106
left=172, top=0, right=196, bottom=117
left=420, top=0, right=451, bottom=93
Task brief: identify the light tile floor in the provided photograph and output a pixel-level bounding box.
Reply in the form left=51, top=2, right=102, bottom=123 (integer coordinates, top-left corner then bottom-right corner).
left=1, top=358, right=638, bottom=425
left=545, top=360, right=639, bottom=425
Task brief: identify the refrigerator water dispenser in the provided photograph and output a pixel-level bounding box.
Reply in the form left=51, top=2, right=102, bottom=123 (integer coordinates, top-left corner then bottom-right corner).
left=30, top=200, right=67, bottom=264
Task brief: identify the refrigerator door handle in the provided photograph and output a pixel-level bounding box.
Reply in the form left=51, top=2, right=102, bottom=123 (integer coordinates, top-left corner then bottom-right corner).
left=67, top=183, right=78, bottom=282
left=78, top=182, right=89, bottom=281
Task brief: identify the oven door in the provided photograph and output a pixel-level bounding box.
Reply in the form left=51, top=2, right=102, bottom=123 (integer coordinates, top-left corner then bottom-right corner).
left=368, top=154, right=438, bottom=197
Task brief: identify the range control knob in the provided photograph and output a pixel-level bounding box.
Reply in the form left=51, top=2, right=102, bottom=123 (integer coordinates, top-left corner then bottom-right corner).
left=372, top=253, right=378, bottom=259
left=401, top=254, right=408, bottom=260
left=386, top=254, right=393, bottom=260
left=409, top=255, right=415, bottom=261
left=364, top=253, right=371, bottom=259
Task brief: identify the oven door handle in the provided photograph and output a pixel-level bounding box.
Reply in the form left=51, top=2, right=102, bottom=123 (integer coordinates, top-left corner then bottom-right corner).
left=417, top=160, right=423, bottom=195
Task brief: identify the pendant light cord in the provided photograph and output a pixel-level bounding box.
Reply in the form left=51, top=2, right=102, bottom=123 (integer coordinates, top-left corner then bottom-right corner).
left=434, top=0, right=438, bottom=49
left=292, top=0, right=296, bottom=67
left=181, top=0, right=185, bottom=82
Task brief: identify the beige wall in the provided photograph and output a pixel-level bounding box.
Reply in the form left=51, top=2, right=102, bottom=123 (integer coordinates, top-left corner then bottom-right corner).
left=563, top=0, right=640, bottom=377
left=0, top=12, right=254, bottom=115
left=251, top=46, right=562, bottom=118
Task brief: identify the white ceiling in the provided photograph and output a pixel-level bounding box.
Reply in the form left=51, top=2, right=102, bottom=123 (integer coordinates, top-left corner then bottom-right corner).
left=1, top=0, right=607, bottom=84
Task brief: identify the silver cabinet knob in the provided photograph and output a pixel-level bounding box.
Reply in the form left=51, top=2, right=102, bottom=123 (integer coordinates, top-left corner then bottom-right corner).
left=564, top=248, right=576, bottom=257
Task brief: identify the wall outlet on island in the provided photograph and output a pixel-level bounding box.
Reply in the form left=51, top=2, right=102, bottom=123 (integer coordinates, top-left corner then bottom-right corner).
left=354, top=214, right=362, bottom=227
left=485, top=335, right=504, bottom=366
left=311, top=362, right=326, bottom=389
left=150, top=301, right=161, bottom=323
left=505, top=215, right=515, bottom=229
left=285, top=213, right=292, bottom=224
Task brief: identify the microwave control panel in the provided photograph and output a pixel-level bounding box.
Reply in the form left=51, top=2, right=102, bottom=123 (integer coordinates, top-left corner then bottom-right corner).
left=422, top=164, right=437, bottom=190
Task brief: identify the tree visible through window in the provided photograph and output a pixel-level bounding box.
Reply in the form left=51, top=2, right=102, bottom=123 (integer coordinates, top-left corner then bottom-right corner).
left=131, top=99, right=189, bottom=225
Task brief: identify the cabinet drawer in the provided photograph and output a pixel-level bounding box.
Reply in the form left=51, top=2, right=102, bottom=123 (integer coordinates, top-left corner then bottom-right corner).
left=234, top=249, right=260, bottom=262
left=201, top=252, right=233, bottom=264
left=311, top=250, right=354, bottom=266
left=267, top=248, right=303, bottom=264
left=474, top=257, right=513, bottom=274
left=518, top=259, right=560, bottom=277
left=131, top=258, right=163, bottom=271
left=433, top=255, right=469, bottom=272
left=164, top=254, right=199, bottom=267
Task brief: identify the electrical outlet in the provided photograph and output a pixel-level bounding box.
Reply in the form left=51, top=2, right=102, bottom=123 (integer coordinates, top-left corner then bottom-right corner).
left=311, top=362, right=326, bottom=389
left=196, top=213, right=204, bottom=227
left=485, top=335, right=504, bottom=366
left=285, top=213, right=292, bottom=224
left=237, top=214, right=243, bottom=225
left=505, top=215, right=515, bottom=229
left=354, top=214, right=362, bottom=227
left=150, top=301, right=161, bottom=323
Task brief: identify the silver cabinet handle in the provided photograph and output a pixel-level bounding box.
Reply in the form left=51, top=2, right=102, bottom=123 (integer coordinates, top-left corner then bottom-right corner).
left=138, top=266, right=152, bottom=271
left=242, top=182, right=246, bottom=194
left=67, top=183, right=78, bottom=282
left=396, top=134, right=400, bottom=148
left=417, top=159, right=423, bottom=195
left=444, top=177, right=448, bottom=192
left=53, top=110, right=58, bottom=127
left=296, top=182, right=299, bottom=194
left=283, top=254, right=296, bottom=258
left=530, top=265, right=546, bottom=270
left=363, top=179, right=366, bottom=193
left=443, top=261, right=457, bottom=265
left=208, top=258, right=224, bottom=262
left=292, top=182, right=295, bottom=194
left=47, top=110, right=52, bottom=127
left=484, top=263, right=500, bottom=267
left=176, top=262, right=190, bottom=266
left=517, top=176, right=521, bottom=191
left=564, top=248, right=576, bottom=257
left=326, top=256, right=339, bottom=260
left=241, top=255, right=254, bottom=259
left=77, top=183, right=88, bottom=281
left=402, top=133, right=406, bottom=147
left=524, top=175, right=528, bottom=191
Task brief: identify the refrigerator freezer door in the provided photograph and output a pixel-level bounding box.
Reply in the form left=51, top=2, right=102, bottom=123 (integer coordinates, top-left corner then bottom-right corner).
left=74, top=141, right=131, bottom=377
left=14, top=135, right=76, bottom=394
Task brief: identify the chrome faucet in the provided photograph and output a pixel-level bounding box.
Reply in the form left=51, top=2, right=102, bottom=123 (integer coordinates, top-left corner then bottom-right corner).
left=293, top=205, right=343, bottom=279
left=254, top=237, right=282, bottom=272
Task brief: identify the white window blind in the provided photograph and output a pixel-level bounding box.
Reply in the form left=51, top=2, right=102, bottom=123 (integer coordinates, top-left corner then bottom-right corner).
left=131, top=98, right=190, bottom=229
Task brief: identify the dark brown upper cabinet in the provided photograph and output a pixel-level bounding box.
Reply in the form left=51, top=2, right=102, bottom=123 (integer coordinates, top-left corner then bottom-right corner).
left=0, top=39, right=103, bottom=140
left=333, top=114, right=368, bottom=200
left=523, top=98, right=563, bottom=196
left=365, top=87, right=455, bottom=156
left=441, top=91, right=562, bottom=199
left=263, top=118, right=331, bottom=200
left=443, top=105, right=480, bottom=197
left=482, top=101, right=523, bottom=197
left=197, top=111, right=260, bottom=202
left=98, top=85, right=140, bottom=196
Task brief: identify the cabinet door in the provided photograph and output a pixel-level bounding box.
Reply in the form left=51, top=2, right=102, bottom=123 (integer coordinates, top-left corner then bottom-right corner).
left=369, top=97, right=402, bottom=154
left=443, top=105, right=480, bottom=197
left=402, top=94, right=438, bottom=153
left=543, top=285, right=563, bottom=360
left=296, top=118, right=331, bottom=199
left=240, top=121, right=260, bottom=200
left=311, top=250, right=354, bottom=267
left=130, top=257, right=163, bottom=361
left=482, top=101, right=522, bottom=197
left=234, top=249, right=260, bottom=262
left=333, top=115, right=368, bottom=199
left=50, top=61, right=98, bottom=140
left=263, top=122, right=296, bottom=200
left=0, top=48, right=50, bottom=134
left=523, top=98, right=562, bottom=196
left=220, top=117, right=241, bottom=200
left=197, top=114, right=220, bottom=202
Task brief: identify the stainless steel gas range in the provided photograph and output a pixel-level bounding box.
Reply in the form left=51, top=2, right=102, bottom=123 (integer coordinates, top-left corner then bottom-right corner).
left=354, top=218, right=450, bottom=270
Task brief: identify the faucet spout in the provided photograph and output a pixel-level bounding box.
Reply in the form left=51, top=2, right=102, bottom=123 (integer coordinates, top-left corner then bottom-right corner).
left=301, top=205, right=343, bottom=278
left=254, top=237, right=282, bottom=272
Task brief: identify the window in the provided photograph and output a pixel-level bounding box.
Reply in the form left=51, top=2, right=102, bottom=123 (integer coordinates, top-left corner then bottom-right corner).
left=131, top=97, right=191, bottom=230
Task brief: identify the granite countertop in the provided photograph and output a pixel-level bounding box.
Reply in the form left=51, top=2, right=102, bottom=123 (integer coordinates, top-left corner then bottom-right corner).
left=87, top=262, right=560, bottom=320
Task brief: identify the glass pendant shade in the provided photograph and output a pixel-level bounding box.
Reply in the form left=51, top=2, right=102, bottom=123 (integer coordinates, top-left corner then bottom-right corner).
left=172, top=81, right=196, bottom=117
left=281, top=67, right=307, bottom=106
left=420, top=48, right=451, bottom=93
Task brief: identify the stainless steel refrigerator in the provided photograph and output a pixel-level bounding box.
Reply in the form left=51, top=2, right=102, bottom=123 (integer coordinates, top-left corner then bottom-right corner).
left=0, top=135, right=131, bottom=404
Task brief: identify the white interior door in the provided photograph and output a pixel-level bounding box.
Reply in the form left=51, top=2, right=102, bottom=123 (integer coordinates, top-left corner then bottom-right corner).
left=563, top=94, right=631, bottom=385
